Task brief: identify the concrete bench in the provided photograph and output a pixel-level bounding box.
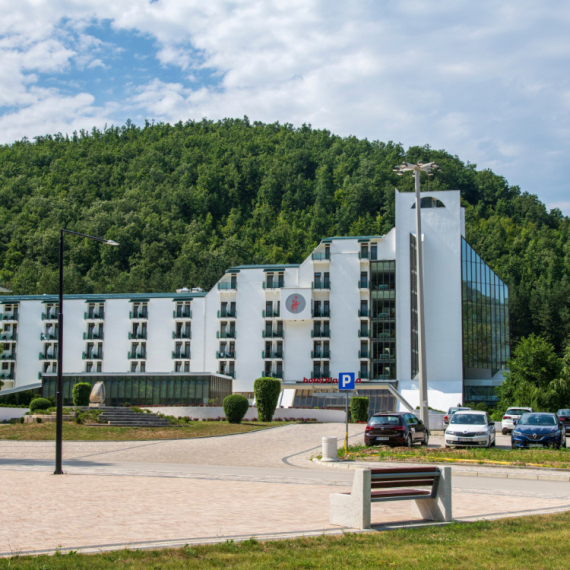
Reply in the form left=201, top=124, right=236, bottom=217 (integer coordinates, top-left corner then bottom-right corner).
left=330, top=466, right=452, bottom=529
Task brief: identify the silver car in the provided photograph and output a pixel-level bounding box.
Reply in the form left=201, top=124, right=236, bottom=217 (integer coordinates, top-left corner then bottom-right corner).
left=445, top=411, right=496, bottom=448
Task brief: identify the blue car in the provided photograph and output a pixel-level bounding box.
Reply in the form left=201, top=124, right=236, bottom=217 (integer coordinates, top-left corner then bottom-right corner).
left=511, top=412, right=567, bottom=449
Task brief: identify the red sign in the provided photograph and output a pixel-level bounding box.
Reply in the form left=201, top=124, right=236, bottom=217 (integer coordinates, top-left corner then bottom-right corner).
left=302, top=377, right=362, bottom=384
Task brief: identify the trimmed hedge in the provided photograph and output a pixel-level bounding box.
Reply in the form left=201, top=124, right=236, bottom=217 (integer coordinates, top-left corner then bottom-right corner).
left=72, top=382, right=93, bottom=406
left=254, top=377, right=281, bottom=422
left=222, top=394, right=249, bottom=424
left=30, top=398, right=52, bottom=412
left=350, top=397, right=369, bottom=423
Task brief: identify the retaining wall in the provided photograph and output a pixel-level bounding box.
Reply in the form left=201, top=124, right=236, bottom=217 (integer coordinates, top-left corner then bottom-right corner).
left=0, top=408, right=28, bottom=422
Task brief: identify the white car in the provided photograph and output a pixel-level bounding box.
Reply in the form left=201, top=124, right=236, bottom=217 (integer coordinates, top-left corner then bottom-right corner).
left=444, top=410, right=496, bottom=448
left=501, top=407, right=533, bottom=435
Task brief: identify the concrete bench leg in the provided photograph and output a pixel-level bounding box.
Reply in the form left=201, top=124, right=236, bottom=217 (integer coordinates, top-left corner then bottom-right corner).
left=411, top=466, right=452, bottom=522
left=330, top=469, right=371, bottom=529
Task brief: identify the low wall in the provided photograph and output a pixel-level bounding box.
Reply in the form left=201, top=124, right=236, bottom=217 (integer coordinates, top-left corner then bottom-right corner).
left=0, top=408, right=28, bottom=422
left=428, top=413, right=446, bottom=431
left=141, top=406, right=347, bottom=423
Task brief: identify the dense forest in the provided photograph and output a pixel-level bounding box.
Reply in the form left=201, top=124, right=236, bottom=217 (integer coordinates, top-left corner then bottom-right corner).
left=0, top=118, right=568, bottom=352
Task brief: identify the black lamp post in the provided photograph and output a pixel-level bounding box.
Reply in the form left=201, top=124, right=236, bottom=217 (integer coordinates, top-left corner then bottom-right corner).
left=55, top=229, right=118, bottom=475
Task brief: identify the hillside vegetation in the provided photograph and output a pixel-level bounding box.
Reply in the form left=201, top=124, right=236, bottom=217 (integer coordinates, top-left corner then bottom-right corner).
left=0, top=118, right=568, bottom=351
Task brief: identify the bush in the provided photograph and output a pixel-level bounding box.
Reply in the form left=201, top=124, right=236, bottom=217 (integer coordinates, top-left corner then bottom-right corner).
left=223, top=394, right=249, bottom=424
left=30, top=398, right=52, bottom=412
left=350, top=397, right=369, bottom=423
left=72, top=383, right=92, bottom=406
left=254, top=377, right=281, bottom=422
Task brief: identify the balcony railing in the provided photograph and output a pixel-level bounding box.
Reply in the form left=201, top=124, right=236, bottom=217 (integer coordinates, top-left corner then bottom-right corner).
left=129, top=311, right=148, bottom=319
left=219, top=370, right=235, bottom=378
left=358, top=280, right=369, bottom=289
left=173, top=310, right=192, bottom=319
left=359, top=350, right=370, bottom=358
left=0, top=333, right=17, bottom=341
left=218, top=282, right=237, bottom=290
left=218, top=310, right=237, bottom=318
left=358, top=330, right=370, bottom=338
left=172, top=331, right=192, bottom=339
left=374, top=373, right=391, bottom=380
left=172, top=351, right=191, bottom=359
left=311, top=330, right=330, bottom=338
left=41, top=332, right=59, bottom=341
left=217, top=330, right=236, bottom=339
left=0, top=373, right=14, bottom=380
left=128, top=352, right=146, bottom=360
left=373, top=312, right=395, bottom=320
left=311, top=373, right=331, bottom=379
left=373, top=354, right=395, bottom=361
left=41, top=312, right=58, bottom=320
left=262, top=309, right=280, bottom=318
left=312, top=309, right=331, bottom=318
left=0, top=313, right=18, bottom=321
left=311, top=351, right=331, bottom=359
left=311, top=252, right=330, bottom=261
left=371, top=284, right=389, bottom=291
left=82, top=351, right=103, bottom=360
left=0, top=353, right=15, bottom=360
left=39, top=352, right=58, bottom=360
left=374, top=332, right=394, bottom=339
left=216, top=351, right=235, bottom=359
left=84, top=312, right=105, bottom=320
left=358, top=309, right=369, bottom=317
left=262, top=281, right=284, bottom=289
left=262, top=371, right=283, bottom=379
left=312, top=282, right=331, bottom=290
left=358, top=251, right=369, bottom=259
left=262, top=330, right=284, bottom=338
left=359, top=371, right=370, bottom=379
left=128, top=332, right=147, bottom=339
left=262, top=351, right=284, bottom=359
left=83, top=332, right=103, bottom=340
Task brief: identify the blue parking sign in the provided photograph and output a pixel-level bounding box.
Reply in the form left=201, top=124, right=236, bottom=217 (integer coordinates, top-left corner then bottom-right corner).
left=338, top=372, right=355, bottom=391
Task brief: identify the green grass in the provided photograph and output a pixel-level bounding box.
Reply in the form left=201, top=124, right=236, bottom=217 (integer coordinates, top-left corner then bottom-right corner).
left=0, top=421, right=291, bottom=441
left=2, top=512, right=570, bottom=568
left=339, top=444, right=570, bottom=468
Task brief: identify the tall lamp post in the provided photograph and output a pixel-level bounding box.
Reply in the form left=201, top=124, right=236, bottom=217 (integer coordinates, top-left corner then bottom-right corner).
left=55, top=229, right=119, bottom=475
left=392, top=162, right=440, bottom=429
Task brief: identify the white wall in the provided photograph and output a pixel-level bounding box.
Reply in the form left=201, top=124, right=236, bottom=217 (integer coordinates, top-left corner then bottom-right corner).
left=104, top=300, right=129, bottom=373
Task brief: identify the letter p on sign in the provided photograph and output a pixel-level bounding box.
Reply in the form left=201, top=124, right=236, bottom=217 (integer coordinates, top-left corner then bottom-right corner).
left=339, top=372, right=355, bottom=391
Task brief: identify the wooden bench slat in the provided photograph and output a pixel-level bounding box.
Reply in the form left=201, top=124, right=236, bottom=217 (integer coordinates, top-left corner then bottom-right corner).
left=371, top=479, right=436, bottom=489
left=370, top=467, right=439, bottom=474
left=371, top=489, right=432, bottom=498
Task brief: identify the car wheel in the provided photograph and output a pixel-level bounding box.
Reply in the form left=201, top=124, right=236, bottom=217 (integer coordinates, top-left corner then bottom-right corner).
left=502, top=429, right=508, bottom=436
left=406, top=434, right=413, bottom=448
left=421, top=431, right=429, bottom=446
left=492, top=435, right=496, bottom=447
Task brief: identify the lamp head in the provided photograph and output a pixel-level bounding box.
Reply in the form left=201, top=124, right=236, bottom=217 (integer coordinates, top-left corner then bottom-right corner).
left=106, top=240, right=120, bottom=246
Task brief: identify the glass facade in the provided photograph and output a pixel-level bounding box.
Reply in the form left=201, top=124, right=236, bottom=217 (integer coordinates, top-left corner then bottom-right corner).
left=292, top=388, right=396, bottom=415
left=41, top=374, right=232, bottom=407
left=462, top=238, right=510, bottom=372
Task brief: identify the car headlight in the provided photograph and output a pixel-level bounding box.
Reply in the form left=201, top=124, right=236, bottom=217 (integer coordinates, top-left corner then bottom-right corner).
left=551, top=430, right=561, bottom=437
left=475, top=431, right=488, bottom=436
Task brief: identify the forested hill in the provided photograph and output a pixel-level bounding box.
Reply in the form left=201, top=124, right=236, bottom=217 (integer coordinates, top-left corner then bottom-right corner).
left=0, top=118, right=568, bottom=351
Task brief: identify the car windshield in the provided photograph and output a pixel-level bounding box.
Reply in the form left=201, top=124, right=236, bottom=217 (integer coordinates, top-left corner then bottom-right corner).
left=507, top=408, right=531, bottom=415
left=557, top=409, right=570, bottom=416
left=448, top=407, right=469, bottom=414
left=518, top=414, right=556, bottom=426
left=370, top=415, right=400, bottom=426
left=450, top=414, right=486, bottom=425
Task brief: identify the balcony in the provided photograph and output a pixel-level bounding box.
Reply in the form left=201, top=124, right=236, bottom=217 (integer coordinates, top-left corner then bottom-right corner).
left=128, top=351, right=146, bottom=360
left=129, top=311, right=148, bottom=320
left=0, top=353, right=16, bottom=360
left=312, top=309, right=331, bottom=318
left=358, top=330, right=370, bottom=338
left=312, top=282, right=331, bottom=290
left=219, top=370, right=235, bottom=378
left=358, top=251, right=369, bottom=259
left=262, top=281, right=284, bottom=289
left=371, top=284, right=389, bottom=291
left=262, top=309, right=280, bottom=318
left=358, top=280, right=369, bottom=289
left=41, top=332, right=59, bottom=341
left=311, top=252, right=330, bottom=261
left=84, top=312, right=105, bottom=320
left=311, top=373, right=331, bottom=379
left=311, top=330, right=330, bottom=338
left=128, top=332, right=147, bottom=340
left=172, top=351, right=191, bottom=359
left=216, top=351, right=235, bottom=359
left=374, top=332, right=394, bottom=340
left=373, top=312, right=395, bottom=320
left=0, top=373, right=14, bottom=380
left=358, top=309, right=369, bottom=317
left=39, top=352, right=58, bottom=360
left=172, top=331, right=192, bottom=339
left=217, top=330, right=236, bottom=339
left=359, top=350, right=370, bottom=358
left=0, top=333, right=17, bottom=342
left=0, top=313, right=18, bottom=321
left=41, top=312, right=58, bottom=321
left=83, top=332, right=103, bottom=340
left=262, top=351, right=284, bottom=359
left=262, top=330, right=284, bottom=338
left=173, top=310, right=192, bottom=319
left=218, top=310, right=237, bottom=318
left=311, top=350, right=331, bottom=359
left=82, top=351, right=103, bottom=360
left=262, top=371, right=283, bottom=379
left=218, top=282, right=237, bottom=291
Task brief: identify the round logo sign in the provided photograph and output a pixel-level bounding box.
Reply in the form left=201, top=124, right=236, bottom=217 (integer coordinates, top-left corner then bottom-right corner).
left=285, top=294, right=306, bottom=314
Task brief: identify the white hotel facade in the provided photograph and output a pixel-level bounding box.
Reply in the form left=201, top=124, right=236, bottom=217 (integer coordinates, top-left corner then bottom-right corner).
left=0, top=190, right=509, bottom=413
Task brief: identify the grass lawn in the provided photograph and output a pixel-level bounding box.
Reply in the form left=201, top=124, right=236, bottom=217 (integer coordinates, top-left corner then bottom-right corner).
left=2, top=511, right=570, bottom=569
left=338, top=444, right=570, bottom=469
left=0, top=421, right=291, bottom=441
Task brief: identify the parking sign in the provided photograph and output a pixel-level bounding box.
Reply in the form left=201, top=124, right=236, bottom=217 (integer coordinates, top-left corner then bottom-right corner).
left=339, top=372, right=355, bottom=391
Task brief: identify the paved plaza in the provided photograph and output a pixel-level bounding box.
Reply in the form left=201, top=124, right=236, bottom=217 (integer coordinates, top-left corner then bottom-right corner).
left=1, top=423, right=570, bottom=556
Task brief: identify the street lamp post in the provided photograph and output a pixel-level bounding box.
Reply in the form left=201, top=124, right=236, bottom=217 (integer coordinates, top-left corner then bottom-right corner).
left=55, top=229, right=118, bottom=475
left=393, top=162, right=440, bottom=430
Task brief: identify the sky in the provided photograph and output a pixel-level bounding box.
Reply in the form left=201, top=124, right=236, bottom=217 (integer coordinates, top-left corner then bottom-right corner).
left=1, top=0, right=569, bottom=213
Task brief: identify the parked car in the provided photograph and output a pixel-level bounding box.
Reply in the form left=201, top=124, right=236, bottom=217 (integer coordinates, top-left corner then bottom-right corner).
left=364, top=412, right=429, bottom=447
left=501, top=407, right=533, bottom=435
left=444, top=410, right=496, bottom=448
left=556, top=409, right=570, bottom=428
left=443, top=406, right=471, bottom=426
left=511, top=412, right=566, bottom=449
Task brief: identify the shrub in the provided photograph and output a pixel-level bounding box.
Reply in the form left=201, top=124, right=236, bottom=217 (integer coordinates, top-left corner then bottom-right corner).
left=254, top=377, right=281, bottom=422
left=223, top=394, right=249, bottom=424
left=72, top=383, right=92, bottom=406
left=350, top=397, right=369, bottom=423
left=30, top=398, right=52, bottom=412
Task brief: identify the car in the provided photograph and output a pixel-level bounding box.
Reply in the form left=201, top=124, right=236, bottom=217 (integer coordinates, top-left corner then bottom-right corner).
left=556, top=409, right=570, bottom=428
left=511, top=412, right=567, bottom=449
left=501, top=407, right=533, bottom=435
left=443, top=406, right=472, bottom=426
left=364, top=412, right=429, bottom=447
left=444, top=410, right=496, bottom=448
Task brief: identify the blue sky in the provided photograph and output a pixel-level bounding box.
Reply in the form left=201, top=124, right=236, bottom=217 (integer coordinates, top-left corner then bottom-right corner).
left=0, top=0, right=569, bottom=213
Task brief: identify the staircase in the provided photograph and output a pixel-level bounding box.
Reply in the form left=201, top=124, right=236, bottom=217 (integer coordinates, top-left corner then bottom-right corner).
left=83, top=407, right=172, bottom=427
